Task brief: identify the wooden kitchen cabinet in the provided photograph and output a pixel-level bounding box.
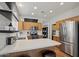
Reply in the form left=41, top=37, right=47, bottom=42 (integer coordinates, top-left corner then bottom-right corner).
left=53, top=36, right=60, bottom=42
left=64, top=16, right=79, bottom=21
left=52, top=16, right=79, bottom=30
left=23, top=22, right=32, bottom=30
left=52, top=22, right=60, bottom=30
left=52, top=20, right=65, bottom=30
left=23, top=22, right=42, bottom=30
left=55, top=22, right=60, bottom=30
left=18, top=21, right=23, bottom=31
left=33, top=22, right=38, bottom=27
left=38, top=23, right=42, bottom=30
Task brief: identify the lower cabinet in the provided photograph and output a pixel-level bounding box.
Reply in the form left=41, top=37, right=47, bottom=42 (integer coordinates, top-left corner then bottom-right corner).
left=53, top=36, right=60, bottom=42
left=38, top=23, right=42, bottom=30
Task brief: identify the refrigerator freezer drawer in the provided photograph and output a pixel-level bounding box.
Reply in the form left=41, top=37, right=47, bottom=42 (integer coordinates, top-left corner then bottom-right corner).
left=65, top=44, right=73, bottom=56
left=60, top=42, right=74, bottom=56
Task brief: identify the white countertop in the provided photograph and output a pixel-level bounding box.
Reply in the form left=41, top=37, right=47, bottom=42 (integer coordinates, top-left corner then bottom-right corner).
left=53, top=35, right=59, bottom=37
left=0, top=39, right=61, bottom=55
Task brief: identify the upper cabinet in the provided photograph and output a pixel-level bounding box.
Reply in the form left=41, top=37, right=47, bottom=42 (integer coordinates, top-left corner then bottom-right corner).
left=67, top=16, right=79, bottom=22
left=52, top=20, right=64, bottom=30
left=18, top=21, right=23, bottom=31
left=38, top=23, right=42, bottom=30
left=23, top=22, right=32, bottom=30
left=18, top=22, right=43, bottom=30
left=52, top=23, right=60, bottom=30
left=23, top=22, right=39, bottom=30
left=52, top=16, right=79, bottom=30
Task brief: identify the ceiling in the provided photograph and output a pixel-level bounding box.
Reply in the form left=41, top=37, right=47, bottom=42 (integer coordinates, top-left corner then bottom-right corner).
left=16, top=2, right=79, bottom=21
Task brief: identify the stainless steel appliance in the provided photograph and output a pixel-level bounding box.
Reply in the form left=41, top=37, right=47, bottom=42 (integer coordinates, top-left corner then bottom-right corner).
left=6, top=36, right=16, bottom=45
left=59, top=21, right=79, bottom=57
left=42, top=27, right=48, bottom=38
left=30, top=26, right=38, bottom=39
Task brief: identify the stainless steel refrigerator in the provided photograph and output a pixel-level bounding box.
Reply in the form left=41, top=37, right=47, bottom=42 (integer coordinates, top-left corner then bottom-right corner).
left=59, top=21, right=79, bottom=57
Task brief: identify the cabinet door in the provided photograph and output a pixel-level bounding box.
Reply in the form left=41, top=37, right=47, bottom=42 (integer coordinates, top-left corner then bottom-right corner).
left=59, top=43, right=65, bottom=52
left=53, top=36, right=60, bottom=41
left=23, top=22, right=42, bottom=30
left=38, top=23, right=42, bottom=30
left=18, top=21, right=23, bottom=30
left=33, top=23, right=38, bottom=27
left=23, top=22, right=32, bottom=30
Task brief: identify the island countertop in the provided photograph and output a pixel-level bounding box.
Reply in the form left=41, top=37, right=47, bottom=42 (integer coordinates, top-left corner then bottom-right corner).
left=0, top=39, right=61, bottom=55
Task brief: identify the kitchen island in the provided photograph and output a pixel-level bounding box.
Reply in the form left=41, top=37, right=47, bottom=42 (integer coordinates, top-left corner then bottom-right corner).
left=0, top=39, right=61, bottom=56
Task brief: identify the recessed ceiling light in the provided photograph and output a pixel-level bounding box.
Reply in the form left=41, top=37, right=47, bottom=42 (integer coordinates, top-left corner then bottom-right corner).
left=18, top=3, right=23, bottom=7
left=32, top=13, right=34, bottom=15
left=60, top=2, right=64, bottom=5
left=34, top=6, right=37, bottom=9
left=50, top=10, right=53, bottom=13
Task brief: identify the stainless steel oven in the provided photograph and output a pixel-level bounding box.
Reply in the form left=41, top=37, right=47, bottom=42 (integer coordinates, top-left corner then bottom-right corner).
left=6, top=36, right=16, bottom=45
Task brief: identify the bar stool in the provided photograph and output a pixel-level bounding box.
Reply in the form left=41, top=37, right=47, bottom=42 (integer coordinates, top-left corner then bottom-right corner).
left=41, top=49, right=56, bottom=57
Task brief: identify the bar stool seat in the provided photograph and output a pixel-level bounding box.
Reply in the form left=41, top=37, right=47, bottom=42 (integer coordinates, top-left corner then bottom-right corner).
left=41, top=49, right=56, bottom=57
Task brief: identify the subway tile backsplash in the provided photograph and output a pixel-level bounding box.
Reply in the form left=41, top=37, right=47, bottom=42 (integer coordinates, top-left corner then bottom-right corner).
left=0, top=33, right=9, bottom=50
